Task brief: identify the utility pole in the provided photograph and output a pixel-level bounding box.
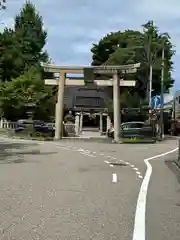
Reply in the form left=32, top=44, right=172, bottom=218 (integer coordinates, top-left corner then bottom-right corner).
left=160, top=45, right=165, bottom=140
left=147, top=34, right=153, bottom=107
left=149, top=62, right=153, bottom=107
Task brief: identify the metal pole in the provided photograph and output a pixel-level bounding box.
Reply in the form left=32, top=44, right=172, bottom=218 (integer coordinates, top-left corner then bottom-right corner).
left=160, top=47, right=165, bottom=140
left=148, top=63, right=153, bottom=107
left=146, top=34, right=152, bottom=106
left=113, top=73, right=120, bottom=142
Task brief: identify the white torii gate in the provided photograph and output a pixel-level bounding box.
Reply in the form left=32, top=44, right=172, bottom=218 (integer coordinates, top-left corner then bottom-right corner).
left=41, top=63, right=140, bottom=142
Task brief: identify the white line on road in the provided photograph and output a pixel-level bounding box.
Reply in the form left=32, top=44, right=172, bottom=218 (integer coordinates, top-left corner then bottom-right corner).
left=133, top=168, right=138, bottom=171
left=112, top=173, right=117, bottom=183
left=80, top=152, right=96, bottom=157
left=133, top=147, right=178, bottom=240
left=104, top=160, right=110, bottom=164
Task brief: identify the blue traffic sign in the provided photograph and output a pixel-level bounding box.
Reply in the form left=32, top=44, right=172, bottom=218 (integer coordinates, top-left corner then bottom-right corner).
left=151, top=95, right=163, bottom=108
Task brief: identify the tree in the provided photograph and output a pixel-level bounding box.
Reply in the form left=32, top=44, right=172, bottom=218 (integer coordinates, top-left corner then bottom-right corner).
left=0, top=28, right=18, bottom=81
left=0, top=1, right=49, bottom=82
left=0, top=1, right=56, bottom=120
left=91, top=21, right=175, bottom=99
left=0, top=0, right=6, bottom=10
left=0, top=66, right=55, bottom=120
left=14, top=1, right=48, bottom=69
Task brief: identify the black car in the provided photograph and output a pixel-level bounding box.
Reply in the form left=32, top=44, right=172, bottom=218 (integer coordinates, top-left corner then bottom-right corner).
left=107, top=121, right=145, bottom=139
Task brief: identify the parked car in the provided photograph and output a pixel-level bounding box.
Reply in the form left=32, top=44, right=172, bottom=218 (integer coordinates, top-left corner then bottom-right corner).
left=107, top=121, right=145, bottom=139
left=15, top=119, right=55, bottom=137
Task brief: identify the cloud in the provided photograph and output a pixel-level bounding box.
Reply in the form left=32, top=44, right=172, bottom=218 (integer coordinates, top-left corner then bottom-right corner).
left=1, top=0, right=180, bottom=91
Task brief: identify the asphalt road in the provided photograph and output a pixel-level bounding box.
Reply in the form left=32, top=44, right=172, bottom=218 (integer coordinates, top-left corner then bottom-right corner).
left=0, top=137, right=179, bottom=240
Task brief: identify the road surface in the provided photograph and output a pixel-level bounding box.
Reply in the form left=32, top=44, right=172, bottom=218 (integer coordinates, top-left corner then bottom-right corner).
left=0, top=137, right=179, bottom=239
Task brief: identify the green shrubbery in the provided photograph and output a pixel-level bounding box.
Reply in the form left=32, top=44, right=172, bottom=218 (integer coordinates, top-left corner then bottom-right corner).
left=15, top=130, right=54, bottom=140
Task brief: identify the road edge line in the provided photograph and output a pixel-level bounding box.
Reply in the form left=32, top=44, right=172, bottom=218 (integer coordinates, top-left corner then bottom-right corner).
left=132, top=147, right=178, bottom=240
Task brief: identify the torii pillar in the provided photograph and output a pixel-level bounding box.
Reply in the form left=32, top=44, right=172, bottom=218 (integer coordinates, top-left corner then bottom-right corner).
left=113, top=73, right=120, bottom=142
left=55, top=72, right=65, bottom=140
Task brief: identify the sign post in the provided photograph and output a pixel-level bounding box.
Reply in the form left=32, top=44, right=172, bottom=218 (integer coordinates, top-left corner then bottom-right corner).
left=151, top=95, right=162, bottom=109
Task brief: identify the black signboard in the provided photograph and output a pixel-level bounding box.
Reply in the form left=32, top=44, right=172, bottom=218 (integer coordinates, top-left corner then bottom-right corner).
left=83, top=67, right=94, bottom=85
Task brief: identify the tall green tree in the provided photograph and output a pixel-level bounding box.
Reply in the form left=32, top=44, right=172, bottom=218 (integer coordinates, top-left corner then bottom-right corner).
left=0, top=0, right=6, bottom=10
left=0, top=28, right=20, bottom=81
left=0, top=1, right=49, bottom=81
left=14, top=1, right=48, bottom=69
left=0, top=1, right=55, bottom=120
left=91, top=21, right=175, bottom=99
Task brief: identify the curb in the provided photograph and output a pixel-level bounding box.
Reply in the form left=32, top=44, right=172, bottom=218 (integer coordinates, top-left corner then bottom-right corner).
left=173, top=160, right=180, bottom=169
left=0, top=134, right=111, bottom=143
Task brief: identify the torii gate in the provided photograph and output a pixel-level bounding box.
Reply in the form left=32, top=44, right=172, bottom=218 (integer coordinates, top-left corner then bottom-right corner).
left=41, top=63, right=140, bottom=142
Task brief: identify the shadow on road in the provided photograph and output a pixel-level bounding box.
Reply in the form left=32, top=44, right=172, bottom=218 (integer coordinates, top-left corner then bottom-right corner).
left=0, top=141, right=57, bottom=164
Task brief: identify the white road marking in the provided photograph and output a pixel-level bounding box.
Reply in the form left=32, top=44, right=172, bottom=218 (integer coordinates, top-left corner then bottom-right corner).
left=100, top=153, right=104, bottom=156
left=78, top=148, right=84, bottom=152
left=104, top=160, right=110, bottom=164
left=80, top=152, right=95, bottom=157
left=85, top=150, right=90, bottom=153
left=125, top=162, right=130, bottom=165
left=77, top=148, right=95, bottom=157
left=112, top=173, right=117, bottom=183
left=119, top=159, right=125, bottom=163
left=133, top=168, right=138, bottom=171
left=133, top=147, right=178, bottom=240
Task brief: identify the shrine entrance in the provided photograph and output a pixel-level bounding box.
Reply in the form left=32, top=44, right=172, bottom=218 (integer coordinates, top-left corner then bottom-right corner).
left=83, top=114, right=99, bottom=128
left=74, top=111, right=111, bottom=136
left=41, top=62, right=140, bottom=141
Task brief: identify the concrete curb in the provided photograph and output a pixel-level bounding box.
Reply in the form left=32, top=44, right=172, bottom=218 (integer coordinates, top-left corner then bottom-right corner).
left=0, top=134, right=112, bottom=143
left=174, top=160, right=180, bottom=169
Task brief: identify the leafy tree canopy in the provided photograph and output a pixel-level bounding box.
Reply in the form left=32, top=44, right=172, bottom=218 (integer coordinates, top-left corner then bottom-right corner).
left=0, top=1, right=55, bottom=120
left=0, top=66, right=55, bottom=120
left=14, top=1, right=48, bottom=66
left=0, top=1, right=49, bottom=82
left=91, top=21, right=175, bottom=98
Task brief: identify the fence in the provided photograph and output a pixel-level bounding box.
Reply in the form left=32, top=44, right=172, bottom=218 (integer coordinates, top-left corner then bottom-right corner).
left=0, top=119, right=17, bottom=129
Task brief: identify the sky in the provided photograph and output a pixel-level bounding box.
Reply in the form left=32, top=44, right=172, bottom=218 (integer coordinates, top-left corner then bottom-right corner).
left=0, top=0, right=180, bottom=102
